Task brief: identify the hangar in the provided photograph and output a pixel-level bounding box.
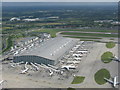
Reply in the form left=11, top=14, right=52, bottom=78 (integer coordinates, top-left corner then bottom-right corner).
left=13, top=37, right=79, bottom=65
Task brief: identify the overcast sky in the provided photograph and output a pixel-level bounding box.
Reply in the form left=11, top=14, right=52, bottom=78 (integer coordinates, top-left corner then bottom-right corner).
left=2, top=0, right=119, bottom=2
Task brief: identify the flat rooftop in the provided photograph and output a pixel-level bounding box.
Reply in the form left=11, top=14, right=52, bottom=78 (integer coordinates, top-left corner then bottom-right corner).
left=16, top=37, right=79, bottom=60
left=18, top=37, right=37, bottom=43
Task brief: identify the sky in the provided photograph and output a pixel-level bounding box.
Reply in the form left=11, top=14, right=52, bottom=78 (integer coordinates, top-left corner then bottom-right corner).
left=2, top=0, right=120, bottom=2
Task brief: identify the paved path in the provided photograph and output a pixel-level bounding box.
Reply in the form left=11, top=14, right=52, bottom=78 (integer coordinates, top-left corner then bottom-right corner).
left=59, top=31, right=118, bottom=34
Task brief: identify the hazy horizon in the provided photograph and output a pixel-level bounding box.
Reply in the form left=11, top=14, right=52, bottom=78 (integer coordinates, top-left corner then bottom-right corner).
left=2, top=2, right=118, bottom=6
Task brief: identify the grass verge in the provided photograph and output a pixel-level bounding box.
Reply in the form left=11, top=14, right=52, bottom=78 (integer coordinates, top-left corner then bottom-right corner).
left=31, top=29, right=118, bottom=38
left=106, top=41, right=115, bottom=48
left=71, top=76, right=85, bottom=84
left=94, top=68, right=110, bottom=85
left=2, top=36, right=13, bottom=53
left=67, top=88, right=76, bottom=90
left=101, top=51, right=113, bottom=63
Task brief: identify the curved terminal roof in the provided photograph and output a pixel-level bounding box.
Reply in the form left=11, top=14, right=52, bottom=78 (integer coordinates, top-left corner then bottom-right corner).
left=16, top=37, right=79, bottom=60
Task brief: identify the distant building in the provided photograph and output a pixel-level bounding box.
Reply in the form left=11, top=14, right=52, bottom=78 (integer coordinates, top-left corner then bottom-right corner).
left=10, top=17, right=20, bottom=21
left=94, top=20, right=113, bottom=23
left=16, top=37, right=39, bottom=47
left=23, top=18, right=39, bottom=22
left=111, top=21, right=120, bottom=25
left=11, top=36, right=41, bottom=56
left=48, top=16, right=59, bottom=19
left=39, top=33, right=51, bottom=39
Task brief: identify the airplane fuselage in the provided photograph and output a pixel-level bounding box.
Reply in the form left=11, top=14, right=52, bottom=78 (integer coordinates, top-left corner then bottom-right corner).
left=113, top=77, right=117, bottom=87
left=104, top=76, right=119, bottom=88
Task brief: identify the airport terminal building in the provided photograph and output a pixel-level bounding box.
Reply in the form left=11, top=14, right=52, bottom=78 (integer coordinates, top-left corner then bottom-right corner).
left=13, top=37, right=79, bottom=65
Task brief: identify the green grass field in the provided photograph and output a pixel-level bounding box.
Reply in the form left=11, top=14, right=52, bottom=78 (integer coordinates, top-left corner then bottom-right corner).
left=80, top=39, right=101, bottom=42
left=2, top=36, right=13, bottom=53
left=94, top=68, right=110, bottom=85
left=67, top=88, right=76, bottom=90
left=106, top=42, right=115, bottom=48
left=32, top=29, right=118, bottom=38
left=71, top=76, right=85, bottom=84
left=2, top=28, right=117, bottom=53
left=32, top=29, right=61, bottom=37
left=101, top=51, right=113, bottom=63
left=60, top=32, right=117, bottom=38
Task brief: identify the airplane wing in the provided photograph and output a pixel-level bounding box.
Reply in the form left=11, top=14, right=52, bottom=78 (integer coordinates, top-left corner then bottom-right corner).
left=115, top=56, right=118, bottom=59
left=110, top=58, right=120, bottom=62
left=116, top=82, right=120, bottom=85
left=114, top=56, right=120, bottom=61
left=104, top=78, right=114, bottom=84
left=0, top=80, right=4, bottom=85
left=114, top=59, right=120, bottom=62
left=117, top=59, right=120, bottom=62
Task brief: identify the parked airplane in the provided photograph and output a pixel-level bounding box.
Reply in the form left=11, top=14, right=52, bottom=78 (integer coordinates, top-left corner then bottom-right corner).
left=48, top=64, right=58, bottom=69
left=0, top=80, right=4, bottom=85
left=16, top=61, right=24, bottom=66
left=104, top=76, right=120, bottom=87
left=111, top=56, right=120, bottom=62
left=35, top=63, right=45, bottom=68
left=61, top=65, right=76, bottom=70
left=73, top=57, right=82, bottom=61
left=73, top=54, right=82, bottom=57
left=20, top=62, right=29, bottom=74
left=49, top=69, right=54, bottom=76
left=21, top=68, right=29, bottom=74
left=76, top=50, right=88, bottom=54
left=30, top=62, right=39, bottom=71
left=67, top=61, right=80, bottom=64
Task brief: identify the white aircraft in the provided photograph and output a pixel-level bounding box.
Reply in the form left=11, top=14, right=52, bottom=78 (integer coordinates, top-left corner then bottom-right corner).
left=74, top=46, right=79, bottom=48
left=48, top=64, right=58, bottom=69
left=61, top=65, right=76, bottom=70
left=76, top=45, right=81, bottom=47
left=0, top=80, right=4, bottom=85
left=16, top=61, right=24, bottom=66
left=67, top=61, right=80, bottom=64
left=41, top=64, right=50, bottom=69
left=73, top=57, right=82, bottom=61
left=111, top=56, right=120, bottom=62
left=20, top=62, right=29, bottom=74
left=73, top=54, right=82, bottom=57
left=70, top=51, right=74, bottom=53
left=76, top=50, right=88, bottom=54
left=104, top=76, right=120, bottom=87
left=21, top=68, right=29, bottom=74
left=80, top=41, right=84, bottom=44
left=49, top=69, right=54, bottom=76
left=35, top=63, right=45, bottom=68
left=30, top=62, right=39, bottom=71
left=77, top=50, right=87, bottom=52
left=10, top=64, right=15, bottom=67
